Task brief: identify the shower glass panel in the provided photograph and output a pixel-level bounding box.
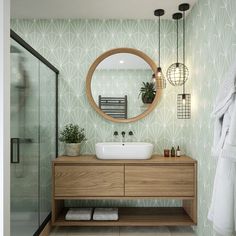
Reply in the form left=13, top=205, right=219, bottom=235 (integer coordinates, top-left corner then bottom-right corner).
left=10, top=39, right=40, bottom=236
left=10, top=30, right=59, bottom=236
left=39, top=62, right=56, bottom=224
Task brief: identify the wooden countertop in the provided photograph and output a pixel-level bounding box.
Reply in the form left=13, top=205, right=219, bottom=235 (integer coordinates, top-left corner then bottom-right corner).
left=53, top=155, right=196, bottom=164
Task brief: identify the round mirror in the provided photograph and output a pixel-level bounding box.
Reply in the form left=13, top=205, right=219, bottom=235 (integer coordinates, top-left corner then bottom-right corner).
left=86, top=48, right=161, bottom=123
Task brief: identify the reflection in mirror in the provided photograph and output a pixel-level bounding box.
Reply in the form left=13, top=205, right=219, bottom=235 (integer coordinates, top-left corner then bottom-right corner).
left=91, top=53, right=154, bottom=119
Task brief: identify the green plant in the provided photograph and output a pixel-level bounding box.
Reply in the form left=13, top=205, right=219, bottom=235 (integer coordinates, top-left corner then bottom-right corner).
left=59, top=124, right=86, bottom=143
left=139, top=82, right=156, bottom=104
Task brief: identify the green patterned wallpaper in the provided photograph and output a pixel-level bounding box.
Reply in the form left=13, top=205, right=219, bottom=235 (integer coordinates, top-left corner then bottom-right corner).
left=10, top=18, right=185, bottom=215
left=11, top=19, right=185, bottom=155
left=185, top=0, right=236, bottom=235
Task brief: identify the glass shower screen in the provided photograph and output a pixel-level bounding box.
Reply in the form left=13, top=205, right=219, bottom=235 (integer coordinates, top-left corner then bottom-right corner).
left=10, top=32, right=58, bottom=236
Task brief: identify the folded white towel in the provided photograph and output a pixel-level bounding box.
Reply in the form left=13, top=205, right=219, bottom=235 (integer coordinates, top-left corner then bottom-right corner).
left=65, top=208, right=93, bottom=221
left=93, top=208, right=119, bottom=221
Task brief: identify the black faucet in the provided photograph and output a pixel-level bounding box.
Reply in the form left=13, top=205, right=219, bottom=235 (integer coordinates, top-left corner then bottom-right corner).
left=113, top=131, right=118, bottom=136
left=128, top=131, right=134, bottom=136
left=121, top=131, right=126, bottom=138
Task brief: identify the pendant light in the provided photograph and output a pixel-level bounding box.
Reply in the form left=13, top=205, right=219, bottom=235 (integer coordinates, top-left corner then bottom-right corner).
left=153, top=9, right=166, bottom=89
left=166, top=13, right=189, bottom=86
left=177, top=3, right=191, bottom=119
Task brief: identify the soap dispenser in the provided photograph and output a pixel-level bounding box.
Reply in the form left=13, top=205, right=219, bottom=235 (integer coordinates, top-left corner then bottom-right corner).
left=171, top=147, right=175, bottom=157
left=176, top=146, right=181, bottom=157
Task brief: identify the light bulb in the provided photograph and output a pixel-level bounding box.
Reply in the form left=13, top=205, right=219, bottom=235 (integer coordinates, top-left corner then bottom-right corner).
left=152, top=73, right=156, bottom=83
left=175, top=66, right=180, bottom=79
left=182, top=94, right=186, bottom=105
left=157, top=71, right=162, bottom=78
left=157, top=67, right=162, bottom=78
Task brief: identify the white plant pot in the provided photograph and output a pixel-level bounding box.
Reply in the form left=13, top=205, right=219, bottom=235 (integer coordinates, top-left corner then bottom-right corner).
left=65, top=143, right=81, bottom=156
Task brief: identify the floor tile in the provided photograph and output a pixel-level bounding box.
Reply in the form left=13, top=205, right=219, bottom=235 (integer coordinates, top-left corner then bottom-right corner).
left=49, top=227, right=67, bottom=236
left=49, top=226, right=195, bottom=236
left=120, top=227, right=171, bottom=236
left=66, top=226, right=119, bottom=236
left=169, top=227, right=195, bottom=236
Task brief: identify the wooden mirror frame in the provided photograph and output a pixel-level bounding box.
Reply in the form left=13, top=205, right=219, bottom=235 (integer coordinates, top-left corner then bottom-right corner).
left=86, top=48, right=162, bottom=123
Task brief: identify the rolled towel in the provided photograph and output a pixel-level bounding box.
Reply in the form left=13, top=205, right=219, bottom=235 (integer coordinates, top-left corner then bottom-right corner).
left=65, top=208, right=93, bottom=221
left=93, top=208, right=119, bottom=221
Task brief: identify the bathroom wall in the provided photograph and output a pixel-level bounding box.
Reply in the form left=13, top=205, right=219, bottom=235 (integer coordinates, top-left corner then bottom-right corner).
left=185, top=0, right=236, bottom=235
left=11, top=19, right=185, bottom=155
left=11, top=18, right=186, bottom=209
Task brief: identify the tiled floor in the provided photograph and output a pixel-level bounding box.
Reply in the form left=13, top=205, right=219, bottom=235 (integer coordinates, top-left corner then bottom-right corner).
left=49, top=226, right=195, bottom=236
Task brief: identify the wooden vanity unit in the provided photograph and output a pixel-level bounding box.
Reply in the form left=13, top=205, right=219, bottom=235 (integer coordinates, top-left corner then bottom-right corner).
left=52, top=155, right=197, bottom=226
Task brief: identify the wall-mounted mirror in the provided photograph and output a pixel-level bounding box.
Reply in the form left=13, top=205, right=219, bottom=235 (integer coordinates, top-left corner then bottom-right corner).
left=86, top=48, right=162, bottom=123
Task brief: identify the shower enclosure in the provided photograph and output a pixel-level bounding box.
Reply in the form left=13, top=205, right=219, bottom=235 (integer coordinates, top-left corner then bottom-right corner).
left=10, top=30, right=59, bottom=236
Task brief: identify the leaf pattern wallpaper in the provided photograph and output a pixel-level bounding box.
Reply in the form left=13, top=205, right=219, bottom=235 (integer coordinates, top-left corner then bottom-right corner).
left=11, top=18, right=186, bottom=155
left=10, top=17, right=185, bottom=219
left=10, top=0, right=236, bottom=234
left=185, top=0, right=236, bottom=235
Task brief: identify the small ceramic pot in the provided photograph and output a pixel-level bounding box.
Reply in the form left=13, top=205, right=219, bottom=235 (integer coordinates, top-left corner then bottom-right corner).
left=164, top=149, right=170, bottom=157
left=65, top=143, right=81, bottom=156
left=142, top=94, right=155, bottom=104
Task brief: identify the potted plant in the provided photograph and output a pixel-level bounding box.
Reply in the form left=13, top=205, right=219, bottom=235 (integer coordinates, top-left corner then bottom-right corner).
left=139, top=82, right=156, bottom=104
left=59, top=124, right=86, bottom=156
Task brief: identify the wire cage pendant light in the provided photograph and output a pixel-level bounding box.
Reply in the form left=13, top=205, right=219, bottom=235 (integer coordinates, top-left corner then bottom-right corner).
left=177, top=93, right=191, bottom=119
left=177, top=3, right=191, bottom=119
left=153, top=9, right=166, bottom=89
left=167, top=12, right=189, bottom=86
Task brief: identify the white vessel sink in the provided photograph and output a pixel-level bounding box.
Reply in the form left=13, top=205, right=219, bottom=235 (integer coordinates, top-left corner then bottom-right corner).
left=95, top=142, right=153, bottom=160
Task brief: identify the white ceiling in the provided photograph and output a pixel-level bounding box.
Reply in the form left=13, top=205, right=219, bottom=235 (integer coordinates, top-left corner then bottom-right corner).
left=11, top=0, right=197, bottom=19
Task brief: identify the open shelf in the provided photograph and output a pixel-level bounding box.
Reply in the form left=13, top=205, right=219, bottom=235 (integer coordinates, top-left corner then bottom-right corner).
left=54, top=207, right=195, bottom=226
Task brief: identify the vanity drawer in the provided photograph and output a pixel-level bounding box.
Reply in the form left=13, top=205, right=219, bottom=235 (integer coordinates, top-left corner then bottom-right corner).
left=54, top=165, right=124, bottom=197
left=125, top=165, right=195, bottom=197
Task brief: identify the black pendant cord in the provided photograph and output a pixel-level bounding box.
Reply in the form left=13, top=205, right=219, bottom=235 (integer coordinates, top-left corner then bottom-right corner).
left=176, top=18, right=179, bottom=64
left=158, top=15, right=161, bottom=67
left=179, top=3, right=190, bottom=95
left=154, top=9, right=165, bottom=72
left=172, top=12, right=182, bottom=66
left=183, top=10, right=185, bottom=95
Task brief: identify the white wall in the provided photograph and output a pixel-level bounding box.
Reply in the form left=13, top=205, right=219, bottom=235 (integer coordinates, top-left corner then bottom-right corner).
left=0, top=0, right=10, bottom=235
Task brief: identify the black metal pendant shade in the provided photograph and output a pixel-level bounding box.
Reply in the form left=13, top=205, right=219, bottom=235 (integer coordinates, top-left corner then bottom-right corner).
left=179, top=3, right=190, bottom=12
left=167, top=62, right=189, bottom=86
left=177, top=94, right=191, bottom=119
left=154, top=9, right=165, bottom=17
left=173, top=12, right=182, bottom=20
